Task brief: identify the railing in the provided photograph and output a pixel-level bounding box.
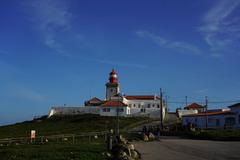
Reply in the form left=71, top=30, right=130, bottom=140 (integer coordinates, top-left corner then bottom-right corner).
left=0, top=131, right=109, bottom=146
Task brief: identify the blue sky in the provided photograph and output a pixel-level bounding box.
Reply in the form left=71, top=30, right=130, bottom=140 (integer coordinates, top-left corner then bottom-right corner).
left=0, top=0, right=240, bottom=125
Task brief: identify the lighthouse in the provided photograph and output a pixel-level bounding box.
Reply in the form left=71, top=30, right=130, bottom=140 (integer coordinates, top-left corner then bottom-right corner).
left=105, top=69, right=120, bottom=100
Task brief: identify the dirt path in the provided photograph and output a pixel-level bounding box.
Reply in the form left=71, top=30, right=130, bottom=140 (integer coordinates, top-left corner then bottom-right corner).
left=134, top=138, right=240, bottom=160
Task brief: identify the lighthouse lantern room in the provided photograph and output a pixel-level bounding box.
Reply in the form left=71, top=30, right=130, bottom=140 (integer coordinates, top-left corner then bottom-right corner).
left=105, top=69, right=120, bottom=100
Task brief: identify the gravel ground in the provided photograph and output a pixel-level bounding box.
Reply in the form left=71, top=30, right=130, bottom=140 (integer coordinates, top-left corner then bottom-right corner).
left=134, top=138, right=240, bottom=160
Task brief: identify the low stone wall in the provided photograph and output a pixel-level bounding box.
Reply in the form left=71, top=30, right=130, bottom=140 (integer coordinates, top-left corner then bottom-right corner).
left=48, top=106, right=100, bottom=117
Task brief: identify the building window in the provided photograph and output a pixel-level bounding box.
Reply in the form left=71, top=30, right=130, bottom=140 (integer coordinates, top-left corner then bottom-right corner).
left=225, top=117, right=235, bottom=126
left=117, top=108, right=124, bottom=112
left=195, top=118, right=197, bottom=123
left=138, top=104, right=141, bottom=108
left=133, top=104, right=136, bottom=107
left=152, top=104, right=155, bottom=108
left=157, top=104, right=160, bottom=108
left=129, top=104, right=132, bottom=108
left=140, top=108, right=146, bottom=113
left=148, top=104, right=151, bottom=108
left=103, top=108, right=110, bottom=112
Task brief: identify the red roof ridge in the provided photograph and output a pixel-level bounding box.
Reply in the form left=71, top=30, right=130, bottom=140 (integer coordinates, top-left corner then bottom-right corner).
left=102, top=100, right=127, bottom=107
left=124, top=95, right=160, bottom=100
left=184, top=103, right=204, bottom=109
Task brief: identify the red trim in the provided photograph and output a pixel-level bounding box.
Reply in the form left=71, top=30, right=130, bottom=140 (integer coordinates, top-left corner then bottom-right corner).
left=184, top=103, right=204, bottom=110
left=182, top=111, right=235, bottom=117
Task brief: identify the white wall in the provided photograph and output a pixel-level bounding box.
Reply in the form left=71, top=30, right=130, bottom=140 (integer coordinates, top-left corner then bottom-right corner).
left=48, top=106, right=100, bottom=117
left=124, top=98, right=166, bottom=119
left=178, top=109, right=198, bottom=118
left=182, top=114, right=237, bottom=129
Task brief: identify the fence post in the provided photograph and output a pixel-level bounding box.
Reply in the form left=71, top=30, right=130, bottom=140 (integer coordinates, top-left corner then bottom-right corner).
left=73, top=135, right=75, bottom=144
left=88, top=135, right=91, bottom=143
left=41, top=136, right=43, bottom=144
left=107, top=133, right=113, bottom=151
left=104, top=133, right=107, bottom=142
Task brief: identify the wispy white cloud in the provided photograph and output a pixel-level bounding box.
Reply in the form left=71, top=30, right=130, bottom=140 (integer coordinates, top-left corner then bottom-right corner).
left=30, top=0, right=72, bottom=31
left=7, top=84, right=48, bottom=101
left=136, top=30, right=201, bottom=55
left=25, top=0, right=74, bottom=56
left=88, top=58, right=148, bottom=69
left=199, top=0, right=240, bottom=56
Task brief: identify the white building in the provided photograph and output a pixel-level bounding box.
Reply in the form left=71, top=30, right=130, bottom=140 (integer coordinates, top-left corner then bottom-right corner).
left=85, top=69, right=166, bottom=118
left=182, top=103, right=240, bottom=129
left=177, top=103, right=205, bottom=118
left=228, top=103, right=240, bottom=128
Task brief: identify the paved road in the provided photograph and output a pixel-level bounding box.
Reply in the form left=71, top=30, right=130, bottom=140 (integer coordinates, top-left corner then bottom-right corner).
left=134, top=138, right=240, bottom=160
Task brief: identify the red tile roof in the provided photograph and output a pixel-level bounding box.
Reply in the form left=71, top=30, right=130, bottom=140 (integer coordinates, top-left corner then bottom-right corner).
left=87, top=97, right=102, bottom=103
left=125, top=95, right=160, bottom=100
left=182, top=111, right=235, bottom=117
left=184, top=103, right=204, bottom=110
left=101, top=100, right=128, bottom=107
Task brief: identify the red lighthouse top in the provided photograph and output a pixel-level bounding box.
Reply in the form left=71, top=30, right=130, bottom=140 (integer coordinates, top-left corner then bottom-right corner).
left=109, top=69, right=118, bottom=83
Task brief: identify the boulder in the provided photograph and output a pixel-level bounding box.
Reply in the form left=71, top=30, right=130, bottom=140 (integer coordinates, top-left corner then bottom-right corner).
left=130, top=150, right=139, bottom=159
left=148, top=132, right=155, bottom=141
left=119, top=134, right=128, bottom=144
left=143, top=134, right=149, bottom=141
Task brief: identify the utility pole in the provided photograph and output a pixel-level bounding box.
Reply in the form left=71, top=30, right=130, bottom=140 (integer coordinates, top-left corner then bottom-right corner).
left=205, top=96, right=208, bottom=129
left=165, top=96, right=168, bottom=112
left=185, top=96, right=188, bottom=107
left=160, top=88, right=163, bottom=131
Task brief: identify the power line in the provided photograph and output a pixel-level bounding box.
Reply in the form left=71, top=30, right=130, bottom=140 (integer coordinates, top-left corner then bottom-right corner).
left=167, top=100, right=240, bottom=104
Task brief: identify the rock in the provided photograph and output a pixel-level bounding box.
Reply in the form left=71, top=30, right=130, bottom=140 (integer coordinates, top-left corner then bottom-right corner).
left=119, top=150, right=128, bottom=159
left=130, top=150, right=139, bottom=159
left=143, top=134, right=149, bottom=141
left=148, top=132, right=155, bottom=141
left=128, top=144, right=135, bottom=150
left=119, top=135, right=128, bottom=144
left=102, top=152, right=112, bottom=158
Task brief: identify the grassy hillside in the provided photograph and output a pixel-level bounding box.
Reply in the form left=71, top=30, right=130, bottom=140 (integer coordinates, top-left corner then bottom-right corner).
left=0, top=114, right=149, bottom=138
left=0, top=114, right=149, bottom=160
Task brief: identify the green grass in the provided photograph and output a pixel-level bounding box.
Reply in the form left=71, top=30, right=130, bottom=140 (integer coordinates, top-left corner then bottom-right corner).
left=0, top=114, right=149, bottom=160
left=0, top=142, right=105, bottom=160
left=188, top=130, right=240, bottom=140
left=0, top=114, right=149, bottom=138
left=161, top=130, right=240, bottom=141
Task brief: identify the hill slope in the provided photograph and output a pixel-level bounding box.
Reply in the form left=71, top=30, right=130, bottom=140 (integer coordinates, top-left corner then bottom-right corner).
left=0, top=114, right=149, bottom=139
